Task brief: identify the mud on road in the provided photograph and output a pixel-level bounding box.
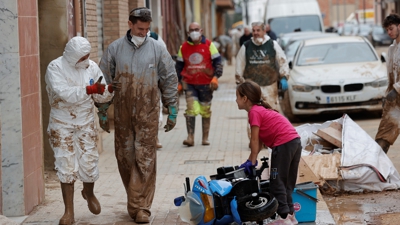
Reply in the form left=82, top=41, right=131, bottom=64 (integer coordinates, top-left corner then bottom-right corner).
left=324, top=189, right=400, bottom=225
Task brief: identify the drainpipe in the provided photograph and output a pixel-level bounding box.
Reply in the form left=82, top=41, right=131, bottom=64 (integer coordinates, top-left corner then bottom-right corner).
left=74, top=0, right=82, bottom=36
left=211, top=0, right=216, bottom=38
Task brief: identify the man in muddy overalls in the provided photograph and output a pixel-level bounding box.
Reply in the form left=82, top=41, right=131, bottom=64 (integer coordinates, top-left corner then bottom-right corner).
left=176, top=22, right=223, bottom=147
left=375, top=14, right=400, bottom=154
left=99, top=7, right=178, bottom=223
left=235, top=22, right=290, bottom=142
left=45, top=36, right=114, bottom=224
left=235, top=21, right=289, bottom=112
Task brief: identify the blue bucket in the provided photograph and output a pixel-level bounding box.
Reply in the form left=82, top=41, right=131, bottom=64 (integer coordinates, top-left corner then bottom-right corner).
left=292, top=182, right=318, bottom=223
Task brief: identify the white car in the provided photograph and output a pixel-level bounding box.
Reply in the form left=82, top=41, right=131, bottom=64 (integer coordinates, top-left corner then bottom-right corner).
left=281, top=36, right=388, bottom=121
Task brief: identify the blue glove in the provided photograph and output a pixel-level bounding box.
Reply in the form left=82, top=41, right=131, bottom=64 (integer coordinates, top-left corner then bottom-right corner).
left=239, top=159, right=258, bottom=175
left=280, top=78, right=288, bottom=91
left=164, top=105, right=177, bottom=132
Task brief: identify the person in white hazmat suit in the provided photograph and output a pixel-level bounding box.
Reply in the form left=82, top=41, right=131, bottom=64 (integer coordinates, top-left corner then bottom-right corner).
left=45, top=36, right=114, bottom=225
left=99, top=7, right=178, bottom=223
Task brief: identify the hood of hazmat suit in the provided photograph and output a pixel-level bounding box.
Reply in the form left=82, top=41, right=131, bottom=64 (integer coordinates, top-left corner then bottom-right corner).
left=45, top=36, right=113, bottom=126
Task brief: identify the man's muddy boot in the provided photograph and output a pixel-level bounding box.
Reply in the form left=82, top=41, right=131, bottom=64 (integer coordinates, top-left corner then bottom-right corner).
left=59, top=182, right=74, bottom=225
left=376, top=139, right=390, bottom=154
left=82, top=182, right=101, bottom=215
left=183, top=115, right=195, bottom=146
left=202, top=117, right=210, bottom=145
left=135, top=210, right=150, bottom=223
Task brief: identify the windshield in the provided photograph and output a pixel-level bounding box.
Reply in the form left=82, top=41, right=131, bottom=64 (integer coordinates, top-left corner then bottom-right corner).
left=296, top=42, right=377, bottom=66
left=285, top=40, right=301, bottom=59
left=269, top=15, right=322, bottom=36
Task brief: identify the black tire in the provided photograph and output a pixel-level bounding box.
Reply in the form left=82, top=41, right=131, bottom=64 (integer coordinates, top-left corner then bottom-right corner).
left=279, top=91, right=300, bottom=122
left=237, top=192, right=278, bottom=222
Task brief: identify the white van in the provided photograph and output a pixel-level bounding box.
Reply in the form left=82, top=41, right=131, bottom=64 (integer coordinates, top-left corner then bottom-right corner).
left=264, top=0, right=324, bottom=37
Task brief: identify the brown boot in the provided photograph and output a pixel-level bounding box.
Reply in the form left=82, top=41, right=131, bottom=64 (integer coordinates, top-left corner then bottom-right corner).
left=376, top=139, right=390, bottom=154
left=82, top=182, right=101, bottom=215
left=202, top=117, right=211, bottom=145
left=135, top=210, right=150, bottom=223
left=183, top=115, right=195, bottom=146
left=59, top=182, right=74, bottom=225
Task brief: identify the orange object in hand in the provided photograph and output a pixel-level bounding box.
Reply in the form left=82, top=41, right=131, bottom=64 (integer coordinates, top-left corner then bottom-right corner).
left=210, top=77, right=218, bottom=91
left=178, top=83, right=183, bottom=93
left=86, top=76, right=105, bottom=95
left=107, top=85, right=113, bottom=93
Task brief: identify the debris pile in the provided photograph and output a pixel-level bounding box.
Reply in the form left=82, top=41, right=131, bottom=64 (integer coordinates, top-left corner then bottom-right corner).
left=295, top=114, right=400, bottom=193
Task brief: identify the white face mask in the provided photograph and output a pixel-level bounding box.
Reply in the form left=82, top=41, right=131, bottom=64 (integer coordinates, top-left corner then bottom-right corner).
left=189, top=31, right=201, bottom=41
left=131, top=35, right=146, bottom=46
left=75, top=58, right=90, bottom=69
left=254, top=37, right=264, bottom=45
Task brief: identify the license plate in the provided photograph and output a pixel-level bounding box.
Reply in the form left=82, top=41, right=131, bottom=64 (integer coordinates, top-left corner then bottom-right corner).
left=326, top=95, right=356, bottom=103
left=383, top=40, right=392, bottom=44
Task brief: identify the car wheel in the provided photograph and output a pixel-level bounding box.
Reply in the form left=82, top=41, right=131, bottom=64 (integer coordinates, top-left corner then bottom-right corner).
left=279, top=91, right=300, bottom=122
left=237, top=192, right=278, bottom=222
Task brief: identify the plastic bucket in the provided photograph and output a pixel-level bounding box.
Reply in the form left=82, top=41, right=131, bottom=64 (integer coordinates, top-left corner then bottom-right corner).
left=292, top=182, right=318, bottom=222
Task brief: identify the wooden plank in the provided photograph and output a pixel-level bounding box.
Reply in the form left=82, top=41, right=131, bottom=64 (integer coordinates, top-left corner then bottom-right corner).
left=297, top=157, right=322, bottom=185
left=314, top=127, right=342, bottom=148
left=329, top=121, right=343, bottom=131
left=302, top=154, right=342, bottom=181
left=304, top=136, right=336, bottom=151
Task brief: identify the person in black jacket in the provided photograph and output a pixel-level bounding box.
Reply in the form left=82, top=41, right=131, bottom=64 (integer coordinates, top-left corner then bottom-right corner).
left=266, top=23, right=277, bottom=40
left=240, top=26, right=252, bottom=46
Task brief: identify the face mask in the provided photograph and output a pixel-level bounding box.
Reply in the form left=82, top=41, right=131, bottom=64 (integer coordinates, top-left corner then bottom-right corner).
left=189, top=31, right=201, bottom=41
left=255, top=37, right=264, bottom=45
left=131, top=35, right=146, bottom=46
left=75, top=58, right=90, bottom=69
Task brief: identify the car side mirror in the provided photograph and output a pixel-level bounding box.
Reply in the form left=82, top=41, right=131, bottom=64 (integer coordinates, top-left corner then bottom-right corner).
left=381, top=52, right=387, bottom=63
left=288, top=61, right=293, bottom=70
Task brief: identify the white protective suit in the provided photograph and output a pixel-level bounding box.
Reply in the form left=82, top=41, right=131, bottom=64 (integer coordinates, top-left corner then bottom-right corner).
left=45, top=37, right=114, bottom=183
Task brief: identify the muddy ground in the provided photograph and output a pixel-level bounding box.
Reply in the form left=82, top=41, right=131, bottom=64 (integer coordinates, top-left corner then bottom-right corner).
left=323, top=190, right=400, bottom=225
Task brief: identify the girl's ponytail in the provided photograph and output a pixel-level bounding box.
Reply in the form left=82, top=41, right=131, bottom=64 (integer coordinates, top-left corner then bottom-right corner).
left=259, top=98, right=278, bottom=112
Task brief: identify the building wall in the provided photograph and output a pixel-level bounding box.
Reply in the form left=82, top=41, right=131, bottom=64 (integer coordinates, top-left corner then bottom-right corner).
left=18, top=0, right=45, bottom=215
left=0, top=0, right=44, bottom=216
left=103, top=0, right=129, bottom=50
left=0, top=1, right=24, bottom=215
left=129, top=0, right=145, bottom=11
left=0, top=114, right=1, bottom=214
left=39, top=0, right=69, bottom=171
left=86, top=0, right=100, bottom=62
left=318, top=0, right=375, bottom=27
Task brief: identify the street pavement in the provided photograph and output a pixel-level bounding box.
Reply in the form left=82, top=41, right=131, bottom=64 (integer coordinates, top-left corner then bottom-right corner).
left=14, top=63, right=335, bottom=225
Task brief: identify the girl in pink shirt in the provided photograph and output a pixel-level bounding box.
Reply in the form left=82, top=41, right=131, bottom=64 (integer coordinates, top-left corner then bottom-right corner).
left=236, top=80, right=301, bottom=225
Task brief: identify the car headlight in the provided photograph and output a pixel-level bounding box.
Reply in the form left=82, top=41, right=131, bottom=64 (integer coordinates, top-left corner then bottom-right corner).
left=292, top=84, right=319, bottom=92
left=365, top=79, right=388, bottom=88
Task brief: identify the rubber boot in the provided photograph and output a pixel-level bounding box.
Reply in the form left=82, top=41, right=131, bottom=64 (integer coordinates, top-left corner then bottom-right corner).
left=376, top=139, right=390, bottom=154
left=135, top=210, right=150, bottom=223
left=183, top=115, right=195, bottom=146
left=202, top=117, right=211, bottom=145
left=82, top=182, right=101, bottom=215
left=59, top=183, right=74, bottom=225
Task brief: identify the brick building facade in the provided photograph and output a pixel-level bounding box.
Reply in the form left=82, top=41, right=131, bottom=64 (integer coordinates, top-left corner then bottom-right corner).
left=317, top=0, right=400, bottom=28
